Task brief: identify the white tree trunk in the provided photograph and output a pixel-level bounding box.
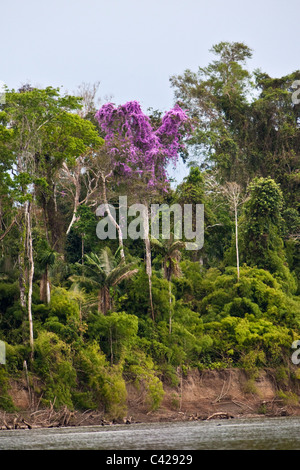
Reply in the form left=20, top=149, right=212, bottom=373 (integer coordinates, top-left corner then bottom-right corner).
left=234, top=204, right=240, bottom=282
left=66, top=175, right=81, bottom=235
left=46, top=273, right=51, bottom=305
left=143, top=203, right=154, bottom=321
left=169, top=280, right=172, bottom=334
left=18, top=253, right=27, bottom=309
left=101, top=174, right=125, bottom=261
left=26, top=202, right=34, bottom=357
left=18, top=213, right=27, bottom=309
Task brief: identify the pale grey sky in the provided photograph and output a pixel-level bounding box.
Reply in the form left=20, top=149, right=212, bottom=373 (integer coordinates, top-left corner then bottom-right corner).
left=1, top=0, right=299, bottom=183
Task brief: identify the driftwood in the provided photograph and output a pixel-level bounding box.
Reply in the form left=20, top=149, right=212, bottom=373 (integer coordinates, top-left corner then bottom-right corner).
left=0, top=406, right=76, bottom=430
left=31, top=405, right=75, bottom=428
left=0, top=407, right=133, bottom=430
left=0, top=413, right=33, bottom=430
left=206, top=412, right=234, bottom=420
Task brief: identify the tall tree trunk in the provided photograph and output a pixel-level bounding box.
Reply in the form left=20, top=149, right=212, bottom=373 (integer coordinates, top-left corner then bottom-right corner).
left=66, top=211, right=78, bottom=236
left=66, top=177, right=80, bottom=236
left=101, top=174, right=125, bottom=261
left=234, top=204, right=240, bottom=282
left=143, top=202, right=154, bottom=321
left=18, top=253, right=27, bottom=309
left=46, top=272, right=51, bottom=305
left=40, top=265, right=51, bottom=304
left=25, top=202, right=34, bottom=358
left=18, top=211, right=27, bottom=309
left=169, top=280, right=172, bottom=335
left=221, top=182, right=242, bottom=282
left=99, top=286, right=110, bottom=315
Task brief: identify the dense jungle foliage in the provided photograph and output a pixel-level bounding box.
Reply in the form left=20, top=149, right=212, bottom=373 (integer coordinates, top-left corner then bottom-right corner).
left=0, top=42, right=299, bottom=416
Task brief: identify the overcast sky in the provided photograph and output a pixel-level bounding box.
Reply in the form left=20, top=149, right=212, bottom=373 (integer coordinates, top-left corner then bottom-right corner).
left=1, top=0, right=300, bottom=183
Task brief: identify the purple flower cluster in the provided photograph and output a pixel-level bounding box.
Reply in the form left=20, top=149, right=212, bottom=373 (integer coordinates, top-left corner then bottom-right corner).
left=95, top=101, right=189, bottom=190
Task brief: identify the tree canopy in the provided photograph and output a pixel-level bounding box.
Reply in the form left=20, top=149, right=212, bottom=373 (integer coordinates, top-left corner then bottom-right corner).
left=0, top=44, right=299, bottom=417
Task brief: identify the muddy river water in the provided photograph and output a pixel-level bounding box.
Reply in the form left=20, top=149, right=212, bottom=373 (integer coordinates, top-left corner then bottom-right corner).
left=0, top=416, right=300, bottom=450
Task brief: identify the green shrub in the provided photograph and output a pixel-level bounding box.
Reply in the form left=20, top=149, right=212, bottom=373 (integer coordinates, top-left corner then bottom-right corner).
left=74, top=342, right=127, bottom=418
left=125, top=348, right=164, bottom=411
left=4, top=343, right=28, bottom=374
left=49, top=287, right=80, bottom=322
left=33, top=331, right=76, bottom=409
left=277, top=390, right=299, bottom=406
left=0, top=366, right=16, bottom=411
left=88, top=311, right=139, bottom=364
left=243, top=378, right=259, bottom=395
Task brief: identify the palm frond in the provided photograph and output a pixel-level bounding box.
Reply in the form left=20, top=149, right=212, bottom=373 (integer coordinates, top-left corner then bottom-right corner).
left=168, top=240, right=186, bottom=255
left=107, top=261, right=139, bottom=287
left=149, top=236, right=164, bottom=251
left=81, top=291, right=99, bottom=309
left=111, top=268, right=139, bottom=287
left=68, top=283, right=87, bottom=302
left=113, top=245, right=123, bottom=264
left=69, top=274, right=102, bottom=289
left=98, top=247, right=115, bottom=275
left=84, top=252, right=102, bottom=269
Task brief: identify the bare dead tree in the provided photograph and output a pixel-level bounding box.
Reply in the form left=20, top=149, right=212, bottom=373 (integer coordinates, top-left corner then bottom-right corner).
left=59, top=152, right=102, bottom=235
left=98, top=170, right=125, bottom=261
left=220, top=182, right=248, bottom=281
left=75, top=81, right=101, bottom=118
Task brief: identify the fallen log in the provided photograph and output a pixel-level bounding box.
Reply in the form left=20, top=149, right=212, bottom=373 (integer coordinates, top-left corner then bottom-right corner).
left=22, top=419, right=32, bottom=429
left=206, top=412, right=234, bottom=420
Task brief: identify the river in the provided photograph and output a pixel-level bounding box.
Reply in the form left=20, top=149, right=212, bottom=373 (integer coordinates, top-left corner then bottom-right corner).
left=0, top=416, right=300, bottom=450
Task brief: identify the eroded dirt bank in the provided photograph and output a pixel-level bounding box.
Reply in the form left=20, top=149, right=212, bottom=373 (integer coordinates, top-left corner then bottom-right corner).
left=126, top=368, right=300, bottom=424
left=2, top=368, right=300, bottom=429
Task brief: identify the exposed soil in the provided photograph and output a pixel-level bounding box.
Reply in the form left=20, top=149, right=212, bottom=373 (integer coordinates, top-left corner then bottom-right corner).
left=2, top=368, right=300, bottom=430
left=126, top=368, right=300, bottom=423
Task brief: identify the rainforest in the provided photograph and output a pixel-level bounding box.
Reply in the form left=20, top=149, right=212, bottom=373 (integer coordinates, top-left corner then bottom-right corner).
left=0, top=42, right=299, bottom=423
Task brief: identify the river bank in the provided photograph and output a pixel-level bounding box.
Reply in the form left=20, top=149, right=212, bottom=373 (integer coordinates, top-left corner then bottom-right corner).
left=2, top=367, right=300, bottom=430
left=2, top=416, right=300, bottom=450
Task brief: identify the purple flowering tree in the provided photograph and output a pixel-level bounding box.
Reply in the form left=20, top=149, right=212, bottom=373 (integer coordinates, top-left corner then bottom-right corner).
left=95, top=101, right=190, bottom=319
left=95, top=101, right=189, bottom=189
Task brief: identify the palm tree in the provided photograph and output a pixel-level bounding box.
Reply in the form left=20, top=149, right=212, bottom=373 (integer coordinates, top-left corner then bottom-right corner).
left=70, top=247, right=138, bottom=315
left=151, top=235, right=185, bottom=334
